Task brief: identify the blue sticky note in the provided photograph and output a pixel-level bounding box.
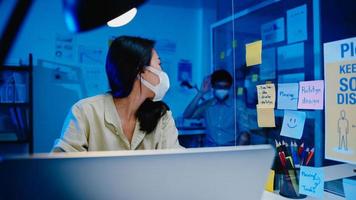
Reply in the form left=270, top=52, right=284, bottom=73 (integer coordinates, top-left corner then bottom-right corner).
left=280, top=110, right=306, bottom=139
left=287, top=4, right=308, bottom=43
left=277, top=83, right=299, bottom=110
left=343, top=178, right=356, bottom=200
left=277, top=43, right=304, bottom=70
left=299, top=166, right=324, bottom=198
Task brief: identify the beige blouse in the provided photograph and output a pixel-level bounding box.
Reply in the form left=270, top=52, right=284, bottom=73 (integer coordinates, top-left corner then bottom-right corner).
left=52, top=94, right=183, bottom=152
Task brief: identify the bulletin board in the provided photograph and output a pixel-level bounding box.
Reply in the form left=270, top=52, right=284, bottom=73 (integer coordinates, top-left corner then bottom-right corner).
left=211, top=0, right=323, bottom=166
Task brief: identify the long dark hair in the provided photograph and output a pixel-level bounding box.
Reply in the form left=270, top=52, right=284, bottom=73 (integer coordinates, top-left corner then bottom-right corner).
left=106, top=36, right=169, bottom=134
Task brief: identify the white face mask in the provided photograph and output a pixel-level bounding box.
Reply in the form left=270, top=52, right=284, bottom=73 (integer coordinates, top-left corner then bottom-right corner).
left=214, top=89, right=229, bottom=100
left=140, top=66, right=170, bottom=101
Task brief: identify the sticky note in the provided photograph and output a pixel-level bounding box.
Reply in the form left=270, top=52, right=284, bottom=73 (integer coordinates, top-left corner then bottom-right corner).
left=287, top=5, right=307, bottom=44
left=277, top=43, right=304, bottom=70
left=298, top=80, right=324, bottom=110
left=260, top=47, right=276, bottom=81
left=299, top=166, right=324, bottom=198
left=237, top=87, right=244, bottom=96
left=257, top=84, right=276, bottom=108
left=246, top=40, right=262, bottom=67
left=265, top=170, right=275, bottom=192
left=232, top=40, right=237, bottom=48
left=277, top=83, right=299, bottom=110
left=257, top=105, right=275, bottom=127
left=261, top=18, right=285, bottom=45
left=252, top=74, right=259, bottom=82
left=343, top=178, right=356, bottom=200
left=220, top=51, right=225, bottom=60
left=280, top=110, right=306, bottom=139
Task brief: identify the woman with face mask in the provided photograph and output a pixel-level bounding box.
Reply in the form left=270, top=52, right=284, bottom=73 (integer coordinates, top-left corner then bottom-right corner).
left=52, top=36, right=182, bottom=152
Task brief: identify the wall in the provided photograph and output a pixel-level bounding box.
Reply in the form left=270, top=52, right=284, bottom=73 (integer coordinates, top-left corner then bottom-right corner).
left=4, top=0, right=215, bottom=152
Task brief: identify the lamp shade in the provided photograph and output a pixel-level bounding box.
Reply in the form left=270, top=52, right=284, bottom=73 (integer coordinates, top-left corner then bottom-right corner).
left=63, top=0, right=147, bottom=32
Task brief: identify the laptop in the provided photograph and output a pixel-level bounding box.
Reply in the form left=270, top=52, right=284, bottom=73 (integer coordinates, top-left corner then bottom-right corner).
left=0, top=145, right=274, bottom=200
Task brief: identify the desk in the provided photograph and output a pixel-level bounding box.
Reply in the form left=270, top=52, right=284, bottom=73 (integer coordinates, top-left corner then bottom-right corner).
left=262, top=191, right=343, bottom=200
left=262, top=164, right=356, bottom=200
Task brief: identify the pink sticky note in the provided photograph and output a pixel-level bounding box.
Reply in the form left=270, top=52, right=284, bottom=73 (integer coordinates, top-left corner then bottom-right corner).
left=298, top=80, right=324, bottom=110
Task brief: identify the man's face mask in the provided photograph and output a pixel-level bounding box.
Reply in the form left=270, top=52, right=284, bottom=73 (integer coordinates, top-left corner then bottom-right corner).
left=213, top=81, right=230, bottom=101
left=213, top=89, right=229, bottom=100
left=140, top=66, right=170, bottom=101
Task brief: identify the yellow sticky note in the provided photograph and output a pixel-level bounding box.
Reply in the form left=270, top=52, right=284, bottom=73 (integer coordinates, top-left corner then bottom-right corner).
left=232, top=40, right=237, bottom=48
left=265, top=170, right=275, bottom=192
left=220, top=51, right=225, bottom=60
left=256, top=84, right=276, bottom=108
left=246, top=40, right=262, bottom=67
left=256, top=105, right=275, bottom=127
left=237, top=87, right=244, bottom=96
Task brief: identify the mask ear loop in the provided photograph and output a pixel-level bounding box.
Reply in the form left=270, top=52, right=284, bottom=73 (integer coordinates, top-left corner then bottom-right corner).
left=137, top=64, right=152, bottom=97
left=136, top=63, right=144, bottom=95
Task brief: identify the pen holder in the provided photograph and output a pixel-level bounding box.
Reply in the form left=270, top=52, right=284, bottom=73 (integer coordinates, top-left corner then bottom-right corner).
left=279, top=169, right=307, bottom=199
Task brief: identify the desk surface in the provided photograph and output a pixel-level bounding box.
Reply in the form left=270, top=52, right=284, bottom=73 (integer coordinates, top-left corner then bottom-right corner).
left=262, top=191, right=343, bottom=200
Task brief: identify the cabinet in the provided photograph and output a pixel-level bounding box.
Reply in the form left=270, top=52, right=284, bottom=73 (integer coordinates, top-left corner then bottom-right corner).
left=0, top=54, right=33, bottom=154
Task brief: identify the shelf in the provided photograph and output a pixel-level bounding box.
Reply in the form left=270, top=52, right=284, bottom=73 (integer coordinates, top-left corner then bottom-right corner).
left=0, top=66, right=32, bottom=72
left=0, top=140, right=30, bottom=144
left=0, top=102, right=30, bottom=107
left=0, top=54, right=33, bottom=153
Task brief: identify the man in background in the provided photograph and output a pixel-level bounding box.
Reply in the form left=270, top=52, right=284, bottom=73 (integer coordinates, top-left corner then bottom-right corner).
left=183, top=69, right=249, bottom=147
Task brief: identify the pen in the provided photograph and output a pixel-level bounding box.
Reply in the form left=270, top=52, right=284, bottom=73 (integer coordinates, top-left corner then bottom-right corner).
left=291, top=142, right=300, bottom=168
left=286, top=159, right=299, bottom=195
left=305, top=148, right=314, bottom=166
left=298, top=143, right=304, bottom=156
left=300, top=148, right=309, bottom=166
left=285, top=142, right=291, bottom=157
left=286, top=156, right=294, bottom=168
left=279, top=151, right=287, bottom=167
left=292, top=141, right=297, bottom=154
left=281, top=140, right=287, bottom=153
left=275, top=140, right=281, bottom=151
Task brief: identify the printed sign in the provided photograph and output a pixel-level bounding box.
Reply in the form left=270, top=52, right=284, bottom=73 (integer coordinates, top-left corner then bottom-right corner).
left=324, top=37, right=356, bottom=164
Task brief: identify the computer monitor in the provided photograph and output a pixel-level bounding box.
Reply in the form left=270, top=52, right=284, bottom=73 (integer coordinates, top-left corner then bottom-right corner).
left=0, top=145, right=274, bottom=200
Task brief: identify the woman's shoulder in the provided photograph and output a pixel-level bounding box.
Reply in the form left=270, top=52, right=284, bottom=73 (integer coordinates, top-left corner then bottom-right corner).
left=73, top=93, right=111, bottom=109
left=159, top=110, right=174, bottom=128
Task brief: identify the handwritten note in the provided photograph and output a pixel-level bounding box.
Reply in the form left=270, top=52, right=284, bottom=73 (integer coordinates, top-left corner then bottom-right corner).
left=277, top=83, right=299, bottom=110
left=298, top=80, right=324, bottom=110
left=246, top=40, right=262, bottom=67
left=299, top=166, right=324, bottom=198
left=257, top=84, right=276, bottom=108
left=257, top=105, right=276, bottom=127
left=280, top=110, right=306, bottom=139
